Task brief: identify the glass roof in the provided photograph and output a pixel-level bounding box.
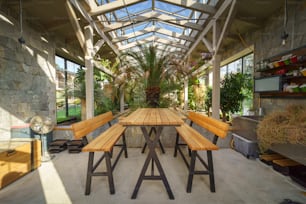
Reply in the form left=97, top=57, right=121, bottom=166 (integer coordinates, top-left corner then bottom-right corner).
left=94, top=0, right=220, bottom=56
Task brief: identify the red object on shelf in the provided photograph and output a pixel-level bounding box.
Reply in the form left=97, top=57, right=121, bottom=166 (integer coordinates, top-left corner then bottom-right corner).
left=278, top=61, right=285, bottom=66
left=276, top=69, right=286, bottom=75
left=290, top=55, right=298, bottom=63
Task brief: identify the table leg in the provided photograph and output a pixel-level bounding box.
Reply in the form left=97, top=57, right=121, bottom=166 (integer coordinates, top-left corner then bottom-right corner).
left=141, top=127, right=165, bottom=154
left=131, top=126, right=174, bottom=200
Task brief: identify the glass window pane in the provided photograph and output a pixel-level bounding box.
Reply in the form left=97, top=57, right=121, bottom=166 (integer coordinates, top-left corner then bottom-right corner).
left=55, top=56, right=65, bottom=70
left=228, top=59, right=242, bottom=74
left=243, top=53, right=254, bottom=74
left=220, top=65, right=227, bottom=80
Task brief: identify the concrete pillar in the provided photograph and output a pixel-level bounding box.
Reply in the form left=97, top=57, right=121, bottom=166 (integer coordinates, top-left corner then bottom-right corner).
left=120, top=85, right=124, bottom=113
left=212, top=55, right=221, bottom=119
left=84, top=25, right=94, bottom=119
left=184, top=77, right=188, bottom=111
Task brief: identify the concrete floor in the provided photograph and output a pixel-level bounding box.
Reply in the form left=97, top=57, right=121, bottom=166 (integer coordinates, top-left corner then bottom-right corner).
left=0, top=148, right=305, bottom=204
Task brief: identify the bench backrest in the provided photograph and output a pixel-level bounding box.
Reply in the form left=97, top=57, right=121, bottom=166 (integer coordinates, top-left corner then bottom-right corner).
left=71, top=111, right=114, bottom=140
left=188, top=112, right=230, bottom=143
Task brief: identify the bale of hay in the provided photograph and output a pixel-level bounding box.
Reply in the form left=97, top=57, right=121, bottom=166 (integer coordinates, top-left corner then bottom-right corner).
left=256, top=105, right=306, bottom=153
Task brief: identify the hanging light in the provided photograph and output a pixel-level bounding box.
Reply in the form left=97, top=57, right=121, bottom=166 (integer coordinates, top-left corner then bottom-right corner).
left=18, top=0, right=25, bottom=45
left=281, top=0, right=288, bottom=46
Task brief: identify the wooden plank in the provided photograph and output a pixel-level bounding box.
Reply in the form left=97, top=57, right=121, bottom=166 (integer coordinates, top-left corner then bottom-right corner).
left=188, top=112, right=229, bottom=138
left=71, top=111, right=113, bottom=139
left=273, top=159, right=301, bottom=167
left=259, top=154, right=284, bottom=161
left=176, top=124, right=218, bottom=151
left=82, top=124, right=125, bottom=152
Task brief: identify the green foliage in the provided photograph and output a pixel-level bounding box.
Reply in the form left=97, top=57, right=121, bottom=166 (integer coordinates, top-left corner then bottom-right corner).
left=120, top=45, right=174, bottom=107
left=121, top=45, right=170, bottom=88
left=71, top=67, right=117, bottom=114
left=204, top=86, right=212, bottom=114
left=204, top=73, right=252, bottom=120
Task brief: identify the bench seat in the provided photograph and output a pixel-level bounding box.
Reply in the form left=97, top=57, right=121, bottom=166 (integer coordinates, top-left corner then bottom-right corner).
left=71, top=112, right=128, bottom=195
left=174, top=112, right=229, bottom=193
left=82, top=123, right=125, bottom=152
left=176, top=124, right=219, bottom=151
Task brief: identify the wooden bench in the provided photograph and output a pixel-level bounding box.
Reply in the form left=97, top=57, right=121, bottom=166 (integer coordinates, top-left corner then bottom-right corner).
left=71, top=111, right=128, bottom=195
left=174, top=111, right=230, bottom=193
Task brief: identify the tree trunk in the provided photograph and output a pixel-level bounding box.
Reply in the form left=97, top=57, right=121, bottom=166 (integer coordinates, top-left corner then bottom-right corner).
left=145, top=86, right=160, bottom=107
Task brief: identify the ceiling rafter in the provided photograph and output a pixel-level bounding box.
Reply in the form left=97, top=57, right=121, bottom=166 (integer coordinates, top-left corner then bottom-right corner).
left=186, top=0, right=234, bottom=58
left=158, top=0, right=216, bottom=14
left=103, top=11, right=202, bottom=32
left=89, top=0, right=146, bottom=16
left=69, top=0, right=119, bottom=56
left=113, top=27, right=195, bottom=43
left=119, top=36, right=188, bottom=51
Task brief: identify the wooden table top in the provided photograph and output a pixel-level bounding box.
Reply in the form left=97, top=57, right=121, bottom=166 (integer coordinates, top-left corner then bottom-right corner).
left=119, top=108, right=184, bottom=126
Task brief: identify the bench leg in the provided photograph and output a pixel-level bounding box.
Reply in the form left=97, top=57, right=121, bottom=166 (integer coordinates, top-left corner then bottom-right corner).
left=207, top=150, right=215, bottom=192
left=85, top=152, right=94, bottom=195
left=174, top=133, right=179, bottom=157
left=122, top=133, right=128, bottom=158
left=105, top=152, right=115, bottom=194
left=187, top=151, right=196, bottom=193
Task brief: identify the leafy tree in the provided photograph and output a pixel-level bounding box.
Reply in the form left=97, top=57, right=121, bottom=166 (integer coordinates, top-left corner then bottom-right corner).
left=120, top=45, right=171, bottom=107
left=204, top=72, right=251, bottom=121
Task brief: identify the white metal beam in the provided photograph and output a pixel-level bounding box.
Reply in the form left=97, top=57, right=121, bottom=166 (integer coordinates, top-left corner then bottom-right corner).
left=185, top=0, right=234, bottom=58
left=202, top=37, right=213, bottom=53
left=118, top=36, right=188, bottom=50
left=69, top=0, right=119, bottom=56
left=65, top=0, right=85, bottom=52
left=90, top=0, right=145, bottom=16
left=113, top=27, right=194, bottom=43
left=215, top=0, right=236, bottom=54
left=158, top=0, right=216, bottom=14
left=93, top=39, right=105, bottom=56
left=103, top=11, right=202, bottom=32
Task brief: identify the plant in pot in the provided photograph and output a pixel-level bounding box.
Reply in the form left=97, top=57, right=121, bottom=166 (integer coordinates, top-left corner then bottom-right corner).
left=120, top=45, right=170, bottom=107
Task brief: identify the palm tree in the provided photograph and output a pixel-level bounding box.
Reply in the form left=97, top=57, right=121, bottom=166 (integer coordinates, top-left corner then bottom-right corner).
left=120, top=45, right=170, bottom=107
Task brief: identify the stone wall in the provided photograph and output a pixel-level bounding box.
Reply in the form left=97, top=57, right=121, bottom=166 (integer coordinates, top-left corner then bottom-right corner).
left=221, top=3, right=306, bottom=115
left=0, top=9, right=83, bottom=140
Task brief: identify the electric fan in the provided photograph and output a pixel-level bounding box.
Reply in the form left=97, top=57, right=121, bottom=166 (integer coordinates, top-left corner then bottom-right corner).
left=30, top=115, right=55, bottom=162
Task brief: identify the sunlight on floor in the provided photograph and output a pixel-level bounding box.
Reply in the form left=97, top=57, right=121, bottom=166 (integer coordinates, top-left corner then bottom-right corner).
left=38, top=160, right=72, bottom=204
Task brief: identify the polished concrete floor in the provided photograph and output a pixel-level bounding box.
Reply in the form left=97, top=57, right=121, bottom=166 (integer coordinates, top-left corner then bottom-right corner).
left=0, top=148, right=305, bottom=204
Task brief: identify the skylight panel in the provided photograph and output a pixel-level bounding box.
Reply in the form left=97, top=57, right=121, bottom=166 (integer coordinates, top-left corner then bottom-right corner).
left=96, top=0, right=116, bottom=6
left=155, top=32, right=179, bottom=42
left=126, top=1, right=151, bottom=15
left=155, top=1, right=190, bottom=17
left=114, top=9, right=128, bottom=19
left=157, top=22, right=183, bottom=34
left=123, top=22, right=151, bottom=35
left=133, top=32, right=153, bottom=42
left=175, top=9, right=192, bottom=18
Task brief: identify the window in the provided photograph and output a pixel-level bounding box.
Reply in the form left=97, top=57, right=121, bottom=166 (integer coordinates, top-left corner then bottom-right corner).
left=217, top=53, right=254, bottom=115
left=55, top=56, right=82, bottom=123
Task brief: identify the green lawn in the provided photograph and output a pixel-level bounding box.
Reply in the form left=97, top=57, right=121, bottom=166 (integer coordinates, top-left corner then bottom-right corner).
left=57, top=105, right=81, bottom=123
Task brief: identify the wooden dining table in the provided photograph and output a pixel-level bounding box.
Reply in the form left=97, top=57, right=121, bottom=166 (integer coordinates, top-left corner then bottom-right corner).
left=119, top=108, right=184, bottom=199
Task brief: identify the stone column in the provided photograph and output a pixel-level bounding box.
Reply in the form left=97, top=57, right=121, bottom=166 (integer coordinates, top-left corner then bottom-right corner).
left=84, top=25, right=94, bottom=119
left=120, top=85, right=124, bottom=113
left=212, top=55, right=221, bottom=119
left=184, top=77, right=188, bottom=111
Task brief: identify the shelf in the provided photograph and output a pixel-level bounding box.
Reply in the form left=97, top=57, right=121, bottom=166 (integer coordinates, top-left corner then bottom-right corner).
left=256, top=63, right=305, bottom=73
left=259, top=92, right=306, bottom=98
